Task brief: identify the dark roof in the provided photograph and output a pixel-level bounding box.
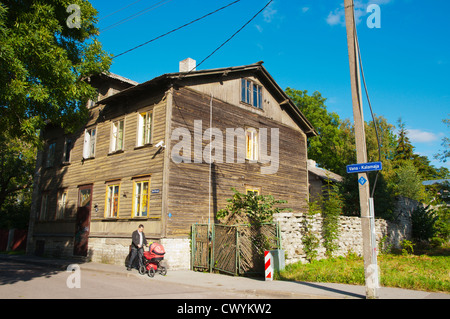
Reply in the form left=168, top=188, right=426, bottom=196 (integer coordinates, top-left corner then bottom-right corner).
left=99, top=61, right=317, bottom=137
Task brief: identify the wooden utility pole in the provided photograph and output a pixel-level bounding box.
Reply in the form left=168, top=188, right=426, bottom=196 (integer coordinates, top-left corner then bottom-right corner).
left=344, top=0, right=379, bottom=299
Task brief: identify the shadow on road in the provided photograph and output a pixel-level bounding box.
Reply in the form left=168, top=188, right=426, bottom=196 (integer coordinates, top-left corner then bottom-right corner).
left=0, top=261, right=63, bottom=285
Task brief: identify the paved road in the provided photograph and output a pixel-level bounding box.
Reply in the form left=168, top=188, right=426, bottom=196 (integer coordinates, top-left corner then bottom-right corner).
left=0, top=260, right=271, bottom=299
left=0, top=255, right=448, bottom=301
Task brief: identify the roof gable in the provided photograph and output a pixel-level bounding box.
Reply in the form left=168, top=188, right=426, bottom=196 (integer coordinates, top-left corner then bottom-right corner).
left=99, top=62, right=317, bottom=137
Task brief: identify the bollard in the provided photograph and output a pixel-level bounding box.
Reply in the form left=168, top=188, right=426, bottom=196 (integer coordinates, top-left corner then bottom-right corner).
left=264, top=251, right=273, bottom=281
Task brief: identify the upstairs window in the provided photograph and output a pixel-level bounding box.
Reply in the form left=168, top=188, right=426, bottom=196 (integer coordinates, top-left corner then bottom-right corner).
left=241, top=79, right=263, bottom=109
left=62, top=137, right=72, bottom=163
left=111, top=119, right=124, bottom=152
left=137, top=111, right=152, bottom=146
left=46, top=142, right=56, bottom=168
left=83, top=127, right=96, bottom=159
left=246, top=127, right=259, bottom=161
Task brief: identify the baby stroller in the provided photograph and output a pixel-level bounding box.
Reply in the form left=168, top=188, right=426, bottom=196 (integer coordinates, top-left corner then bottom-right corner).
left=139, top=242, right=167, bottom=277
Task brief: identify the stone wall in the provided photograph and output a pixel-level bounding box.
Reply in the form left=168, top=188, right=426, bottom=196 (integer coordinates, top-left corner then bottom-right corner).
left=88, top=237, right=191, bottom=270
left=275, top=208, right=413, bottom=265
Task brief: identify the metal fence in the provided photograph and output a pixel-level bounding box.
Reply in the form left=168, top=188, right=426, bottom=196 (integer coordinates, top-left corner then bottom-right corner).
left=191, top=222, right=280, bottom=276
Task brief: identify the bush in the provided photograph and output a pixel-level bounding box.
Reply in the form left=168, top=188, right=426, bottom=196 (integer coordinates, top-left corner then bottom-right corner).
left=411, top=205, right=438, bottom=242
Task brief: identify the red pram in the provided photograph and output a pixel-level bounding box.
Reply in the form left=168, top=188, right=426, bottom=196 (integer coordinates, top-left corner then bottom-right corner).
left=139, top=242, right=167, bottom=277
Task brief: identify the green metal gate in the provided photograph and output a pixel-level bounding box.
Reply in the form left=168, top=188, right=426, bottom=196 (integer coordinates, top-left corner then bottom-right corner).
left=191, top=222, right=281, bottom=275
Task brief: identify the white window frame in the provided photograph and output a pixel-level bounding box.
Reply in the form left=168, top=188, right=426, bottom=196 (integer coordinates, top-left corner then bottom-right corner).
left=105, top=184, right=120, bottom=218
left=83, top=127, right=96, bottom=159
left=110, top=119, right=124, bottom=152
left=137, top=111, right=153, bottom=147
left=245, top=127, right=259, bottom=162
left=133, top=179, right=150, bottom=217
left=56, top=189, right=68, bottom=220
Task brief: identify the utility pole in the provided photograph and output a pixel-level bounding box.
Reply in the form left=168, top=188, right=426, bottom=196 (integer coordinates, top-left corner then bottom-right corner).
left=344, top=0, right=379, bottom=299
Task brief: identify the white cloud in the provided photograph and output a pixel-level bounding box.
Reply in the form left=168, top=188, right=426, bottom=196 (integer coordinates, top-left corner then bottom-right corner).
left=326, top=9, right=344, bottom=26
left=407, top=129, right=439, bottom=143
left=302, top=7, right=310, bottom=13
left=325, top=0, right=392, bottom=27
left=263, top=2, right=277, bottom=23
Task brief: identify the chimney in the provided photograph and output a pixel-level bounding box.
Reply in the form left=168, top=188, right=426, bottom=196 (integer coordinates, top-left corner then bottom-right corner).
left=179, top=58, right=196, bottom=72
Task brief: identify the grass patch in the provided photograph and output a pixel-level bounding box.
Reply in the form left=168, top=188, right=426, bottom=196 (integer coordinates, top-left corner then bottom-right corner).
left=279, top=249, right=450, bottom=293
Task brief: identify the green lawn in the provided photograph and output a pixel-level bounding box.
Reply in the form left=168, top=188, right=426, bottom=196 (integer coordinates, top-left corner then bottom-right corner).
left=279, top=249, right=450, bottom=293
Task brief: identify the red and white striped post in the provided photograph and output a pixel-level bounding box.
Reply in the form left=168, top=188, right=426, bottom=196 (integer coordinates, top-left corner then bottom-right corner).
left=264, top=251, right=273, bottom=281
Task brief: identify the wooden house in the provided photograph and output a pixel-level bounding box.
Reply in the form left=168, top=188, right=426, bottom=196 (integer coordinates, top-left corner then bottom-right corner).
left=27, top=60, right=316, bottom=268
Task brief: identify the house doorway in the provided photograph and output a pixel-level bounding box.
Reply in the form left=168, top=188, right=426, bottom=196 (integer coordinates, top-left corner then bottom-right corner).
left=74, top=184, right=93, bottom=256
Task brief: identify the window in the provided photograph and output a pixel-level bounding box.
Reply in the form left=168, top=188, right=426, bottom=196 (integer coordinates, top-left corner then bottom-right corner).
left=137, top=111, right=152, bottom=146
left=133, top=179, right=150, bottom=217
left=56, top=190, right=68, bottom=220
left=46, top=142, right=56, bottom=168
left=83, top=127, right=96, bottom=159
left=241, top=79, right=263, bottom=109
left=111, top=119, right=124, bottom=152
left=63, top=137, right=72, bottom=163
left=105, top=184, right=120, bottom=218
left=246, top=127, right=259, bottom=161
left=40, top=193, right=49, bottom=221
left=246, top=187, right=260, bottom=196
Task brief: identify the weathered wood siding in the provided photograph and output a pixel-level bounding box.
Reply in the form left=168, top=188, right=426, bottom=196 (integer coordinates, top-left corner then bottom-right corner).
left=34, top=91, right=168, bottom=239
left=166, top=87, right=308, bottom=237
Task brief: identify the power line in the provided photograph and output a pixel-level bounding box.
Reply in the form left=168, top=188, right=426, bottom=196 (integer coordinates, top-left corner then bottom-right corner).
left=100, top=0, right=174, bottom=33
left=192, top=0, right=274, bottom=73
left=99, top=0, right=144, bottom=21
left=113, top=0, right=242, bottom=59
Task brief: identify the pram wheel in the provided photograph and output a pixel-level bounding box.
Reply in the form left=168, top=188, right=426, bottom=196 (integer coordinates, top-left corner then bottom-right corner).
left=159, top=266, right=167, bottom=276
left=148, top=267, right=155, bottom=277
left=138, top=265, right=146, bottom=275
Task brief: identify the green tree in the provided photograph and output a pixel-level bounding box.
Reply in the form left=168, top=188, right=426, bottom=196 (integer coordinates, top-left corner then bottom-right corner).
left=285, top=88, right=348, bottom=175
left=393, top=118, right=415, bottom=167
left=0, top=130, right=36, bottom=220
left=394, top=162, right=425, bottom=201
left=435, top=115, right=450, bottom=163
left=0, top=0, right=111, bottom=143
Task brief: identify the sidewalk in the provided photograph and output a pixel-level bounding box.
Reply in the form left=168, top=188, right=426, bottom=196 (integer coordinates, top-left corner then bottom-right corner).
left=1, top=253, right=448, bottom=299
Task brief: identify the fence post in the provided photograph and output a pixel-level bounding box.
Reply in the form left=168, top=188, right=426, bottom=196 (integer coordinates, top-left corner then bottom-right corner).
left=209, top=223, right=214, bottom=273
left=190, top=224, right=195, bottom=270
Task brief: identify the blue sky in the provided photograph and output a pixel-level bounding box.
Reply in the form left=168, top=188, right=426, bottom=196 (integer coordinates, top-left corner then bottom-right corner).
left=90, top=0, right=450, bottom=171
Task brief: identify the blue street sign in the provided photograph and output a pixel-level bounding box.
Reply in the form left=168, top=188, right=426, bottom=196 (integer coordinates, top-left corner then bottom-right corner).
left=346, top=161, right=382, bottom=174
left=358, top=177, right=367, bottom=185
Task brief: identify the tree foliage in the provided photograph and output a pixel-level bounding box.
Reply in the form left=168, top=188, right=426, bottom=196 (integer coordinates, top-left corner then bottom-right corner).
left=0, top=0, right=111, bottom=143
left=216, top=188, right=289, bottom=226
left=286, top=87, right=449, bottom=224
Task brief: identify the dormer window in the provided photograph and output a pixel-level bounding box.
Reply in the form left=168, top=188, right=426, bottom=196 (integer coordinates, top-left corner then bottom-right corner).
left=241, top=78, right=262, bottom=109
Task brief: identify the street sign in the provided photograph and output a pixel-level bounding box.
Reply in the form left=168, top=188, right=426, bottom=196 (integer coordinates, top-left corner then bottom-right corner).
left=346, top=161, right=382, bottom=174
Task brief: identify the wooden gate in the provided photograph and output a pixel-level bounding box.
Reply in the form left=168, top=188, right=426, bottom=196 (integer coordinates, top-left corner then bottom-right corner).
left=191, top=223, right=280, bottom=276
left=191, top=223, right=211, bottom=271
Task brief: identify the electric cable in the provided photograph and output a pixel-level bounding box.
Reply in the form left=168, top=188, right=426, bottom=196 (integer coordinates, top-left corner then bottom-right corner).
left=101, top=0, right=174, bottom=33
left=351, top=7, right=382, bottom=198
left=112, top=0, right=242, bottom=59
left=189, top=0, right=273, bottom=74
left=99, top=0, right=144, bottom=21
